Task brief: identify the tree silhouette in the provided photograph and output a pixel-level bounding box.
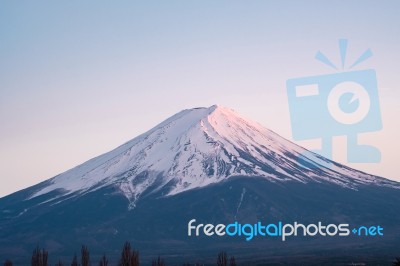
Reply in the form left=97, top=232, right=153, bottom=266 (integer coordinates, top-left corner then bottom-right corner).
left=31, top=246, right=48, bottom=266
left=130, top=251, right=139, bottom=266
left=229, top=256, right=236, bottom=266
left=151, top=256, right=165, bottom=266
left=217, top=252, right=227, bottom=266
left=18, top=243, right=240, bottom=266
left=3, top=260, right=12, bottom=266
left=81, top=245, right=90, bottom=266
left=119, top=242, right=131, bottom=266
left=393, top=257, right=400, bottom=266
left=71, top=253, right=79, bottom=266
left=98, top=254, right=108, bottom=266
left=119, top=241, right=139, bottom=266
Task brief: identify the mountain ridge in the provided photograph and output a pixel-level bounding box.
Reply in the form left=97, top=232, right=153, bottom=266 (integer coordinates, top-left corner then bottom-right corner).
left=10, top=105, right=399, bottom=210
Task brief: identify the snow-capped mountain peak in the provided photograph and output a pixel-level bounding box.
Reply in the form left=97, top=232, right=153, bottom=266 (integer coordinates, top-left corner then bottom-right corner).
left=30, top=105, right=398, bottom=208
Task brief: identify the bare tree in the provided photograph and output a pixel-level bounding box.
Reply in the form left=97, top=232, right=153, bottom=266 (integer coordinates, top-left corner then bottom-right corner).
left=31, top=246, right=48, bottom=266
left=98, top=254, right=108, bottom=266
left=71, top=253, right=79, bottom=266
left=217, top=252, right=227, bottom=266
left=55, top=260, right=63, bottom=266
left=3, top=260, right=13, bottom=266
left=119, top=241, right=139, bottom=266
left=151, top=256, right=165, bottom=266
left=393, top=257, right=400, bottom=266
left=130, top=250, right=139, bottom=266
left=119, top=242, right=131, bottom=266
left=81, top=245, right=90, bottom=266
left=229, top=256, right=236, bottom=266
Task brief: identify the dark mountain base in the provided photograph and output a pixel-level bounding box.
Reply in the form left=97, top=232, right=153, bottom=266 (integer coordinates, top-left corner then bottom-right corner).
left=1, top=177, right=400, bottom=265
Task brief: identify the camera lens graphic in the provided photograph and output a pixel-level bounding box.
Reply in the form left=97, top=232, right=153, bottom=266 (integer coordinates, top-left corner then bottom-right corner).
left=327, top=81, right=371, bottom=125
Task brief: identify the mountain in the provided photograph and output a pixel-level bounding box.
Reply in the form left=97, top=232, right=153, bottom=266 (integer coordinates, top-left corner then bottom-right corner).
left=18, top=105, right=400, bottom=206
left=1, top=105, right=400, bottom=265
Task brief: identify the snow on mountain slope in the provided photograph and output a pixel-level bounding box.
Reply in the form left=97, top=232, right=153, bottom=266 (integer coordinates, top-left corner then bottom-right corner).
left=29, top=105, right=399, bottom=208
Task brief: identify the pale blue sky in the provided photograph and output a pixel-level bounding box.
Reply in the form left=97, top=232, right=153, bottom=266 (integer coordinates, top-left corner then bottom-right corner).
left=1, top=1, right=399, bottom=196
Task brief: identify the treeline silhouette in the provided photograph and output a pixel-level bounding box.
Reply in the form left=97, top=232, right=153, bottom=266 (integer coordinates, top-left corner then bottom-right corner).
left=2, top=242, right=237, bottom=266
